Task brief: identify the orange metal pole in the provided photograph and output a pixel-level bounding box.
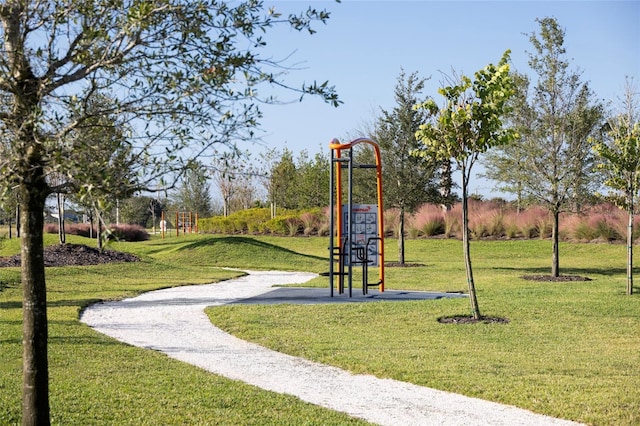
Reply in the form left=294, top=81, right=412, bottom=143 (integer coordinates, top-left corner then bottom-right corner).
left=372, top=142, right=385, bottom=291
left=329, top=138, right=385, bottom=292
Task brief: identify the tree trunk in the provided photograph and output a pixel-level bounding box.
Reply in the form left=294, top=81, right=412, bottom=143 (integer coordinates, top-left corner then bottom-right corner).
left=56, top=193, right=65, bottom=244
left=96, top=209, right=103, bottom=251
left=16, top=203, right=21, bottom=238
left=627, top=202, right=634, bottom=296
left=551, top=208, right=560, bottom=277
left=20, top=180, right=51, bottom=426
left=461, top=177, right=481, bottom=320
left=398, top=205, right=405, bottom=265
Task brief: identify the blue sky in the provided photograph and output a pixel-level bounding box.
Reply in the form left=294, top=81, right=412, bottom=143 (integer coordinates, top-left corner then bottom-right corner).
left=248, top=0, right=639, bottom=198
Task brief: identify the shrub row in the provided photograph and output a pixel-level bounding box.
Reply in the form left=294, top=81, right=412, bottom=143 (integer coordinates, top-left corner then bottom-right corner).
left=198, top=208, right=329, bottom=237
left=196, top=202, right=640, bottom=243
left=44, top=223, right=149, bottom=242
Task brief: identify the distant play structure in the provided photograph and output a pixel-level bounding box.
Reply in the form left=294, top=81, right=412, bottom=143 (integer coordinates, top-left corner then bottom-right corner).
left=160, top=211, right=198, bottom=238
left=327, top=138, right=385, bottom=297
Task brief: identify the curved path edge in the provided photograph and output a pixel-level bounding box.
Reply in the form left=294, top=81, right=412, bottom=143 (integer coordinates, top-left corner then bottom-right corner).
left=80, top=270, right=582, bottom=426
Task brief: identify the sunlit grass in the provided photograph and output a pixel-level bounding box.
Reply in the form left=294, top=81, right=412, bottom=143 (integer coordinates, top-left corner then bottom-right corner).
left=0, top=234, right=366, bottom=425
left=207, top=237, right=640, bottom=426
left=2, top=233, right=638, bottom=425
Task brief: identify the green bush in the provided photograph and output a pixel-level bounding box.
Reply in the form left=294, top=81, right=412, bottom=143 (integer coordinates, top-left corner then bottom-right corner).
left=263, top=215, right=302, bottom=236
left=199, top=208, right=272, bottom=234
left=200, top=208, right=310, bottom=236
left=420, top=217, right=445, bottom=237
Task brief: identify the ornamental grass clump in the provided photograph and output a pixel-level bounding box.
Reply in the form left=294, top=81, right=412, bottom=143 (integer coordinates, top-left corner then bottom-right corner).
left=443, top=204, right=461, bottom=238
left=517, top=206, right=548, bottom=239
left=468, top=200, right=506, bottom=239
left=384, top=208, right=400, bottom=237
left=411, top=204, right=445, bottom=237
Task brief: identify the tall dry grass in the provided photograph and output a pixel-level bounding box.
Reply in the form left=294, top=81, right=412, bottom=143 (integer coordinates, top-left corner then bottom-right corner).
left=410, top=204, right=445, bottom=237
left=403, top=202, right=638, bottom=243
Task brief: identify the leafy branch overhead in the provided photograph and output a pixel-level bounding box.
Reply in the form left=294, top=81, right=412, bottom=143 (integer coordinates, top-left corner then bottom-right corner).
left=413, top=50, right=516, bottom=165
left=0, top=0, right=341, bottom=196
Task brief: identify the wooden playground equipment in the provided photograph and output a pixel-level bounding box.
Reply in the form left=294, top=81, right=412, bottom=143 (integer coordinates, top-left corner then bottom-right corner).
left=160, top=211, right=198, bottom=238
left=327, top=138, right=385, bottom=297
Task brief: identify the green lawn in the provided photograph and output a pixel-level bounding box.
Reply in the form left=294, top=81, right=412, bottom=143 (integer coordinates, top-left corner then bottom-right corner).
left=0, top=234, right=365, bottom=425
left=208, top=236, right=640, bottom=426
left=1, top=233, right=639, bottom=425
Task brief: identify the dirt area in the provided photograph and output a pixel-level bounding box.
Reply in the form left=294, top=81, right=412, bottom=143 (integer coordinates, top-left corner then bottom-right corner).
left=522, top=274, right=592, bottom=282
left=438, top=315, right=510, bottom=324
left=385, top=262, right=425, bottom=267
left=0, top=243, right=140, bottom=267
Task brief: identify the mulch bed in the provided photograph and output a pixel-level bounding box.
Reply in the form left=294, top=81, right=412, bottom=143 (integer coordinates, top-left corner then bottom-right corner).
left=385, top=262, right=425, bottom=267
left=522, top=275, right=592, bottom=282
left=438, top=315, right=510, bottom=324
left=0, top=243, right=140, bottom=267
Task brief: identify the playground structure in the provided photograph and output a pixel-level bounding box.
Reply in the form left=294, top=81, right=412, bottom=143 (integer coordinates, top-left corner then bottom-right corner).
left=327, top=138, right=385, bottom=297
left=160, top=211, right=198, bottom=238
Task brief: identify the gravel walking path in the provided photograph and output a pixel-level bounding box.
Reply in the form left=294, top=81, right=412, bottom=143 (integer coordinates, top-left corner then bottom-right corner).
left=80, top=270, right=582, bottom=426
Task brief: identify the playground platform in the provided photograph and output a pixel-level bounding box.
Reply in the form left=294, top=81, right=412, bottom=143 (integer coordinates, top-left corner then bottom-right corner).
left=231, top=287, right=467, bottom=305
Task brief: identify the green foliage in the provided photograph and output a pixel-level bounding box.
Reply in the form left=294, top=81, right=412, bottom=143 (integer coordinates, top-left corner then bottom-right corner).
left=413, top=51, right=516, bottom=165
left=261, top=148, right=331, bottom=212
left=1, top=2, right=342, bottom=419
left=170, top=166, right=213, bottom=217
left=485, top=18, right=606, bottom=220
left=376, top=70, right=442, bottom=210
left=199, top=207, right=329, bottom=237
left=593, top=83, right=640, bottom=210
left=199, top=208, right=272, bottom=234
left=421, top=217, right=445, bottom=236
left=119, top=196, right=162, bottom=227
left=263, top=215, right=302, bottom=236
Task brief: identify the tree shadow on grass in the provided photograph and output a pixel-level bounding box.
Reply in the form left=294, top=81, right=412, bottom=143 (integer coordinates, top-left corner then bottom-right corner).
left=492, top=266, right=627, bottom=279
left=177, top=236, right=327, bottom=263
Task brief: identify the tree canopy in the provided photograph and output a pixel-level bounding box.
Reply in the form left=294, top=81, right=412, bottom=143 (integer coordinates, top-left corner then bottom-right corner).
left=0, top=1, right=340, bottom=423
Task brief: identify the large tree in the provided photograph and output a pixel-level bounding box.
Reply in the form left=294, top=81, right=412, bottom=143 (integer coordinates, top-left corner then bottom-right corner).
left=269, top=148, right=298, bottom=210
left=119, top=195, right=157, bottom=227
left=171, top=165, right=213, bottom=216
left=484, top=18, right=604, bottom=277
left=0, top=1, right=339, bottom=423
left=296, top=149, right=330, bottom=209
left=211, top=152, right=257, bottom=216
left=374, top=69, right=440, bottom=264
left=593, top=77, right=640, bottom=295
left=414, top=51, right=515, bottom=320
left=60, top=91, right=137, bottom=247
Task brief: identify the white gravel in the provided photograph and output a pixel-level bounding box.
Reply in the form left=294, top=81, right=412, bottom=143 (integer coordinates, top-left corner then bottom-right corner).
left=80, top=270, right=582, bottom=426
